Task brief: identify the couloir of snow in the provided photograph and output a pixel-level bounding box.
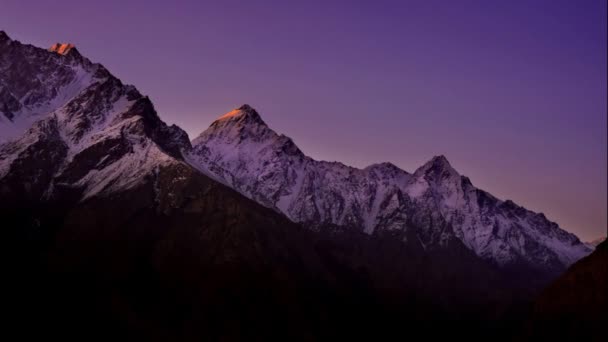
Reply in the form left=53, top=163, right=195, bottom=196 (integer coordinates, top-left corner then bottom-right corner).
left=188, top=105, right=591, bottom=270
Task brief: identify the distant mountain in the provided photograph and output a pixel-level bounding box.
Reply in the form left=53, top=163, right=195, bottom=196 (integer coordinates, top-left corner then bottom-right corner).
left=586, top=236, right=607, bottom=249
left=525, top=240, right=607, bottom=341
left=188, top=104, right=591, bottom=275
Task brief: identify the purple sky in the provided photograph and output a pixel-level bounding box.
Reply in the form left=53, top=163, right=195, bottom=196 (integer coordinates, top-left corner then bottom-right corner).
left=2, top=0, right=606, bottom=240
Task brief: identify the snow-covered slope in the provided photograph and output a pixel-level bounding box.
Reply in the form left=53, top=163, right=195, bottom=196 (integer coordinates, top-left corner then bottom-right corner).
left=189, top=105, right=591, bottom=272
left=0, top=31, right=190, bottom=200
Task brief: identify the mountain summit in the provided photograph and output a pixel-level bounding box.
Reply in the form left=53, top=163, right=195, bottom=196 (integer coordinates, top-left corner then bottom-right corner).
left=189, top=105, right=591, bottom=274
left=416, top=155, right=456, bottom=174
left=216, top=104, right=262, bottom=121
left=49, top=43, right=76, bottom=55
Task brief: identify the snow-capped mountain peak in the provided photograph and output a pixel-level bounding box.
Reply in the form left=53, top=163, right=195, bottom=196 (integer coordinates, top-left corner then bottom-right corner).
left=207, top=104, right=268, bottom=135
left=189, top=105, right=591, bottom=273
left=192, top=104, right=287, bottom=151
left=0, top=34, right=190, bottom=201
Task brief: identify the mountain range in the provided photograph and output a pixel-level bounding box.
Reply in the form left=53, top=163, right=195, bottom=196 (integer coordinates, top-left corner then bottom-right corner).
left=0, top=31, right=600, bottom=340
left=188, top=104, right=590, bottom=274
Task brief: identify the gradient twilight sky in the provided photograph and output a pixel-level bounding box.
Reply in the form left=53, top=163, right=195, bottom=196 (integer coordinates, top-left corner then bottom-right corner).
left=1, top=0, right=606, bottom=240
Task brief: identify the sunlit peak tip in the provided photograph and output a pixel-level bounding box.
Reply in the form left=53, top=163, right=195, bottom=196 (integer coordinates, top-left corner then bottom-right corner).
left=217, top=104, right=259, bottom=120
left=217, top=108, right=244, bottom=120
left=49, top=42, right=76, bottom=55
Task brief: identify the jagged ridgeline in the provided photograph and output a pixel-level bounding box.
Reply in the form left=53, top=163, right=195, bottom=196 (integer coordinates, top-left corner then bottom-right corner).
left=0, top=31, right=594, bottom=341
left=189, top=105, right=590, bottom=275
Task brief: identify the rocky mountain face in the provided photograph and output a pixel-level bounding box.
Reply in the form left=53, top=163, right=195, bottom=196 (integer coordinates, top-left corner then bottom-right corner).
left=0, top=30, right=597, bottom=340
left=189, top=105, right=591, bottom=275
left=0, top=31, right=190, bottom=205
